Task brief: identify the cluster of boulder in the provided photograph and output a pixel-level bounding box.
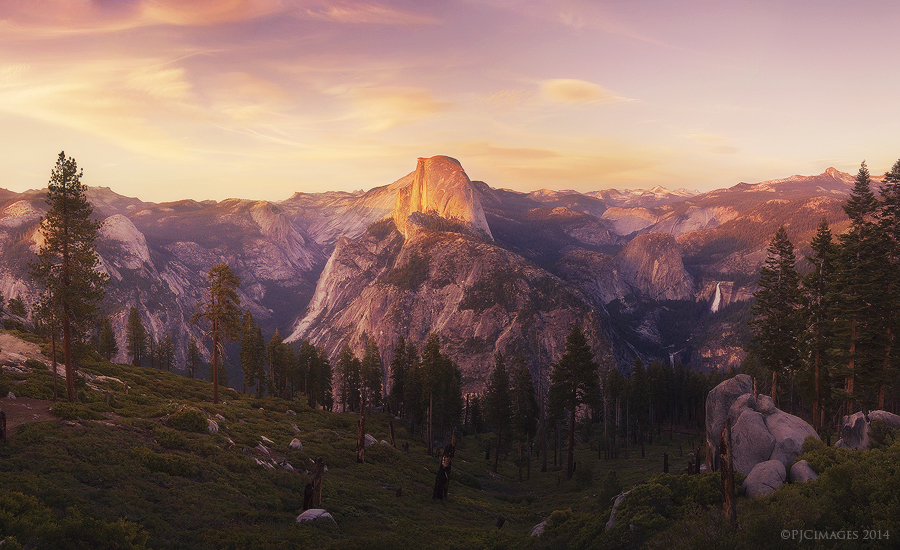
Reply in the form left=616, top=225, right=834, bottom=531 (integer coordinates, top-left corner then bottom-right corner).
left=836, top=410, right=900, bottom=450
left=706, top=374, right=819, bottom=496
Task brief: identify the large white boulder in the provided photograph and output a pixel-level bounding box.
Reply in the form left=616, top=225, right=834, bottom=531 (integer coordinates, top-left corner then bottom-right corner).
left=743, top=460, right=786, bottom=497
left=296, top=509, right=336, bottom=526
left=765, top=410, right=818, bottom=468
left=732, top=410, right=775, bottom=475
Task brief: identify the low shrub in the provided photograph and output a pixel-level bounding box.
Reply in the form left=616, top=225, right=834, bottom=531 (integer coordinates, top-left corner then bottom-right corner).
left=167, top=408, right=208, bottom=433
left=50, top=402, right=103, bottom=421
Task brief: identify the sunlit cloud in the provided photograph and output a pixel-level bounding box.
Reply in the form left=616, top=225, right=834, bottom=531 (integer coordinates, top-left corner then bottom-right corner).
left=302, top=2, right=437, bottom=25
left=682, top=133, right=739, bottom=155
left=138, top=0, right=287, bottom=26
left=541, top=79, right=624, bottom=104
left=456, top=141, right=561, bottom=161
left=345, top=87, right=452, bottom=131
left=127, top=67, right=193, bottom=101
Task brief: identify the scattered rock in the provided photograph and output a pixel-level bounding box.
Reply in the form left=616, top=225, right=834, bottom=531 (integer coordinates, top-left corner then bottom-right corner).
left=208, top=419, right=219, bottom=434
left=380, top=440, right=389, bottom=445
left=256, top=444, right=270, bottom=456
left=260, top=435, right=275, bottom=445
left=290, top=438, right=303, bottom=451
left=215, top=413, right=226, bottom=422
left=364, top=434, right=376, bottom=446
left=296, top=509, right=336, bottom=526
left=836, top=410, right=900, bottom=450
left=291, top=423, right=301, bottom=433
left=790, top=460, right=818, bottom=483
left=605, top=491, right=629, bottom=530
left=530, top=521, right=547, bottom=537
left=286, top=409, right=297, bottom=416
left=7, top=392, right=14, bottom=399
left=743, top=460, right=786, bottom=497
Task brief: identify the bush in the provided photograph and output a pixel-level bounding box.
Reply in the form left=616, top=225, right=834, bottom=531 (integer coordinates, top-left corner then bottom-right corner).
left=131, top=446, right=197, bottom=477
left=154, top=428, right=187, bottom=450
left=167, top=408, right=208, bottom=433
left=51, top=402, right=104, bottom=421
left=598, top=469, right=622, bottom=508
left=574, top=464, right=593, bottom=489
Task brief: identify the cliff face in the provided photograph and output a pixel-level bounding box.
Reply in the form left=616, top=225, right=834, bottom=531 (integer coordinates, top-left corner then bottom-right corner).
left=392, top=156, right=493, bottom=240
left=287, top=220, right=609, bottom=393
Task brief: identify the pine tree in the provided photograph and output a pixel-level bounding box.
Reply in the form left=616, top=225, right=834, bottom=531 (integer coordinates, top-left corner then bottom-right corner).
left=187, top=336, right=202, bottom=379
left=240, top=310, right=266, bottom=395
left=126, top=306, right=147, bottom=367
left=97, top=316, right=118, bottom=361
left=190, top=263, right=241, bottom=404
left=389, top=335, right=410, bottom=417
left=549, top=325, right=599, bottom=479
left=800, top=218, right=836, bottom=429
left=29, top=152, right=108, bottom=403
left=749, top=226, right=801, bottom=406
left=267, top=329, right=292, bottom=399
left=160, top=333, right=175, bottom=372
left=830, top=163, right=883, bottom=414
left=361, top=339, right=383, bottom=410
left=337, top=344, right=361, bottom=412
left=8, top=295, right=27, bottom=317
left=484, top=352, right=511, bottom=473
left=875, top=158, right=900, bottom=409
left=510, top=355, right=538, bottom=481
left=147, top=333, right=157, bottom=370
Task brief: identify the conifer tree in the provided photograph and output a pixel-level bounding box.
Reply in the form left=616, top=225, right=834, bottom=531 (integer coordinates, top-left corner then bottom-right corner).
left=510, top=355, right=538, bottom=481
left=830, top=163, right=883, bottom=414
left=190, top=263, right=241, bottom=404
left=97, top=316, right=118, bottom=361
left=389, top=335, right=410, bottom=417
left=361, top=339, right=383, bottom=410
left=749, top=226, right=801, bottom=406
left=549, top=325, right=599, bottom=479
left=875, top=158, right=900, bottom=408
left=240, top=310, right=266, bottom=395
left=187, top=336, right=202, bottom=379
left=337, top=344, right=361, bottom=412
left=160, top=333, right=175, bottom=372
left=800, top=217, right=836, bottom=428
left=8, top=295, right=27, bottom=317
left=29, top=152, right=108, bottom=403
left=126, top=306, right=147, bottom=367
left=484, top=352, right=511, bottom=473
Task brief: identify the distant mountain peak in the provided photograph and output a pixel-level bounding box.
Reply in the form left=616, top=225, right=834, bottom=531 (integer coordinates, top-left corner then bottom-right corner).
left=391, top=155, right=493, bottom=239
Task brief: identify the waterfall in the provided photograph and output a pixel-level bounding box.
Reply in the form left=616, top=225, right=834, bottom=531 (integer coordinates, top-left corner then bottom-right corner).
left=711, top=282, right=722, bottom=313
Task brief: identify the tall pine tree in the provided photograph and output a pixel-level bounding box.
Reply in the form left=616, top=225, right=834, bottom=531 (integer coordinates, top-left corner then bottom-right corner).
left=190, top=263, right=241, bottom=404
left=800, top=217, right=835, bottom=429
left=749, top=226, right=801, bottom=406
left=30, top=152, right=108, bottom=403
left=484, top=352, right=511, bottom=473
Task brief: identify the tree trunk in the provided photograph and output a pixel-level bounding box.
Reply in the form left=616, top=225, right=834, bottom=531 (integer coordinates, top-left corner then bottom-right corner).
left=428, top=391, right=433, bottom=457
left=62, top=312, right=75, bottom=403
left=517, top=439, right=522, bottom=482
left=720, top=419, right=736, bottom=525
left=493, top=426, right=501, bottom=473
left=566, top=408, right=576, bottom=480
left=50, top=329, right=58, bottom=402
left=311, top=458, right=325, bottom=507
left=770, top=369, right=777, bottom=408
left=813, top=349, right=821, bottom=430
left=212, top=318, right=220, bottom=405
left=357, top=390, right=366, bottom=463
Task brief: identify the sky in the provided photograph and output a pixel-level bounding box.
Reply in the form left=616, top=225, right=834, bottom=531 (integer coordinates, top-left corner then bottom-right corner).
left=0, top=0, right=897, bottom=203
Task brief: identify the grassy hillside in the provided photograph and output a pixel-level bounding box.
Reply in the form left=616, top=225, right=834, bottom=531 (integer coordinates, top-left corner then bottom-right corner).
left=0, top=337, right=699, bottom=549
left=3, top=332, right=896, bottom=549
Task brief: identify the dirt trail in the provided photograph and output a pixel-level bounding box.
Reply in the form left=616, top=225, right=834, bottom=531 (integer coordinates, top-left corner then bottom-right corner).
left=0, top=332, right=56, bottom=435
left=0, top=396, right=55, bottom=435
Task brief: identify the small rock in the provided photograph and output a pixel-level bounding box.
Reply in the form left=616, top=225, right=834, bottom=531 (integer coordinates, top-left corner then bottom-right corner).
left=364, top=434, right=376, bottom=446
left=256, top=444, right=270, bottom=456
left=6, top=392, right=14, bottom=399
left=296, top=509, right=336, bottom=526
left=286, top=409, right=297, bottom=416
left=790, top=460, right=818, bottom=483
left=530, top=521, right=547, bottom=537
left=281, top=460, right=294, bottom=471
left=380, top=440, right=389, bottom=445
left=290, top=438, right=303, bottom=451
left=260, top=435, right=275, bottom=445
left=291, top=423, right=301, bottom=433
left=215, top=413, right=226, bottom=422
left=606, top=491, right=629, bottom=530
left=208, top=420, right=219, bottom=434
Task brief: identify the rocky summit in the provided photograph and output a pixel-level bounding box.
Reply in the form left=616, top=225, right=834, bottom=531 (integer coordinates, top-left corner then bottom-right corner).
left=0, top=158, right=858, bottom=388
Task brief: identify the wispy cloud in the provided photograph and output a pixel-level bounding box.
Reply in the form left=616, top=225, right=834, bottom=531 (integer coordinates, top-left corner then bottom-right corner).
left=344, top=86, right=452, bottom=131
left=301, top=2, right=437, bottom=25
left=682, top=132, right=739, bottom=155
left=541, top=79, right=629, bottom=105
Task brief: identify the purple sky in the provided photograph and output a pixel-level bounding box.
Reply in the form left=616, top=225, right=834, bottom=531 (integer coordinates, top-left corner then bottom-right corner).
left=0, top=0, right=897, bottom=202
